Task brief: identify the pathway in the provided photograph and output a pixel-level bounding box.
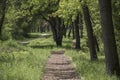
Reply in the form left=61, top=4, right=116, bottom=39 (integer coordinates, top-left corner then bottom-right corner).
left=43, top=51, right=80, bottom=80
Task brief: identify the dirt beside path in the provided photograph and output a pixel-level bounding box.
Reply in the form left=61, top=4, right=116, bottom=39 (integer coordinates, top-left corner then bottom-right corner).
left=43, top=51, right=80, bottom=80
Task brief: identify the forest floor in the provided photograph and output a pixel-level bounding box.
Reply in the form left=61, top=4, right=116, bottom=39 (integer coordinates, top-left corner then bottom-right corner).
left=0, top=32, right=118, bottom=80
left=43, top=50, right=80, bottom=80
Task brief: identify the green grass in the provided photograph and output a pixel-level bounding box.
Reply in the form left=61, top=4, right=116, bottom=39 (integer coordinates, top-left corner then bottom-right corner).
left=0, top=49, right=50, bottom=80
left=0, top=36, right=51, bottom=80
left=65, top=50, right=118, bottom=80
left=0, top=32, right=119, bottom=80
left=63, top=36, right=119, bottom=80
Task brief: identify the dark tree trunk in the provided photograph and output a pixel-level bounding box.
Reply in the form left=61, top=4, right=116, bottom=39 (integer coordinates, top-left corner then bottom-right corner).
left=37, top=27, right=39, bottom=32
left=75, top=14, right=80, bottom=49
left=49, top=17, right=64, bottom=47
left=0, top=0, right=6, bottom=38
left=72, top=22, right=75, bottom=39
left=94, top=35, right=100, bottom=52
left=49, top=19, right=57, bottom=41
left=68, top=25, right=72, bottom=38
left=82, top=4, right=98, bottom=61
left=63, top=24, right=67, bottom=38
left=55, top=32, right=63, bottom=47
left=99, top=0, right=120, bottom=76
left=56, top=17, right=63, bottom=47
left=63, top=28, right=67, bottom=38
left=47, top=25, right=50, bottom=32
left=79, top=14, right=83, bottom=38
left=40, top=26, right=43, bottom=33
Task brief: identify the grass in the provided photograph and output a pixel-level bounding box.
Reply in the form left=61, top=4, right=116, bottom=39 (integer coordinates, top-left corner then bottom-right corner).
left=0, top=32, right=119, bottom=80
left=0, top=36, right=52, bottom=80
left=65, top=50, right=118, bottom=80
left=63, top=36, right=119, bottom=80
left=0, top=49, right=50, bottom=80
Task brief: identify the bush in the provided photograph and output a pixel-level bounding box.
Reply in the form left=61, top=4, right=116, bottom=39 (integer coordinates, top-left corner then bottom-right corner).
left=1, top=27, right=12, bottom=40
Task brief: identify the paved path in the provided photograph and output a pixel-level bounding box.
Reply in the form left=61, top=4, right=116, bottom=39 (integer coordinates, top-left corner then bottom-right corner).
left=43, top=51, right=80, bottom=80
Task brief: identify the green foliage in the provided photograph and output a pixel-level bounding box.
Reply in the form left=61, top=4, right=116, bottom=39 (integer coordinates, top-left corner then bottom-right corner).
left=0, top=40, right=26, bottom=55
left=0, top=0, right=120, bottom=79
left=0, top=32, right=120, bottom=80
left=112, top=0, right=120, bottom=54
left=1, top=27, right=12, bottom=40
left=2, top=0, right=50, bottom=39
left=0, top=38, right=50, bottom=80
left=56, top=0, right=81, bottom=25
left=0, top=50, right=49, bottom=80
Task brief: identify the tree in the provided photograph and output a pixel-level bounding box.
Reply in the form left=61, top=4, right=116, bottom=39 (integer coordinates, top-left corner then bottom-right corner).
left=31, top=0, right=65, bottom=46
left=79, top=13, right=83, bottom=38
left=72, top=22, right=75, bottom=39
left=82, top=3, right=98, bottom=61
left=75, top=14, right=80, bottom=49
left=99, top=0, right=120, bottom=75
left=56, top=0, right=81, bottom=40
left=48, top=16, right=64, bottom=47
left=0, top=0, right=7, bottom=39
left=68, top=25, right=72, bottom=38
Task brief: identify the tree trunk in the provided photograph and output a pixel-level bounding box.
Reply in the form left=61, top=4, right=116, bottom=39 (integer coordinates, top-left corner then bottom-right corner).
left=63, top=26, right=67, bottom=38
left=99, top=0, right=120, bottom=76
left=68, top=25, right=72, bottom=38
left=82, top=4, right=98, bottom=61
left=72, top=22, right=75, bottom=39
left=56, top=32, right=63, bottom=47
left=75, top=14, right=80, bottom=49
left=0, top=0, right=6, bottom=38
left=50, top=21, right=57, bottom=41
left=94, top=35, right=100, bottom=52
left=49, top=17, right=63, bottom=47
left=79, top=14, right=83, bottom=38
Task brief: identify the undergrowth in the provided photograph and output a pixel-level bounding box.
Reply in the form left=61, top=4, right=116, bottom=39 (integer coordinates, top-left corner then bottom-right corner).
left=0, top=37, right=51, bottom=80
left=65, top=50, right=118, bottom=80
left=0, top=32, right=119, bottom=80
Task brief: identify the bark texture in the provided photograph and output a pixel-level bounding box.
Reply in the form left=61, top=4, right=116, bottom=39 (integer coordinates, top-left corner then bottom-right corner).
left=75, top=14, right=80, bottom=49
left=82, top=4, right=98, bottom=61
left=99, top=0, right=120, bottom=75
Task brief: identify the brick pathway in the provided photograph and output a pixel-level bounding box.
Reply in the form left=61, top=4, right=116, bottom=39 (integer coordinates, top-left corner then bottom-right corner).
left=43, top=51, right=80, bottom=80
